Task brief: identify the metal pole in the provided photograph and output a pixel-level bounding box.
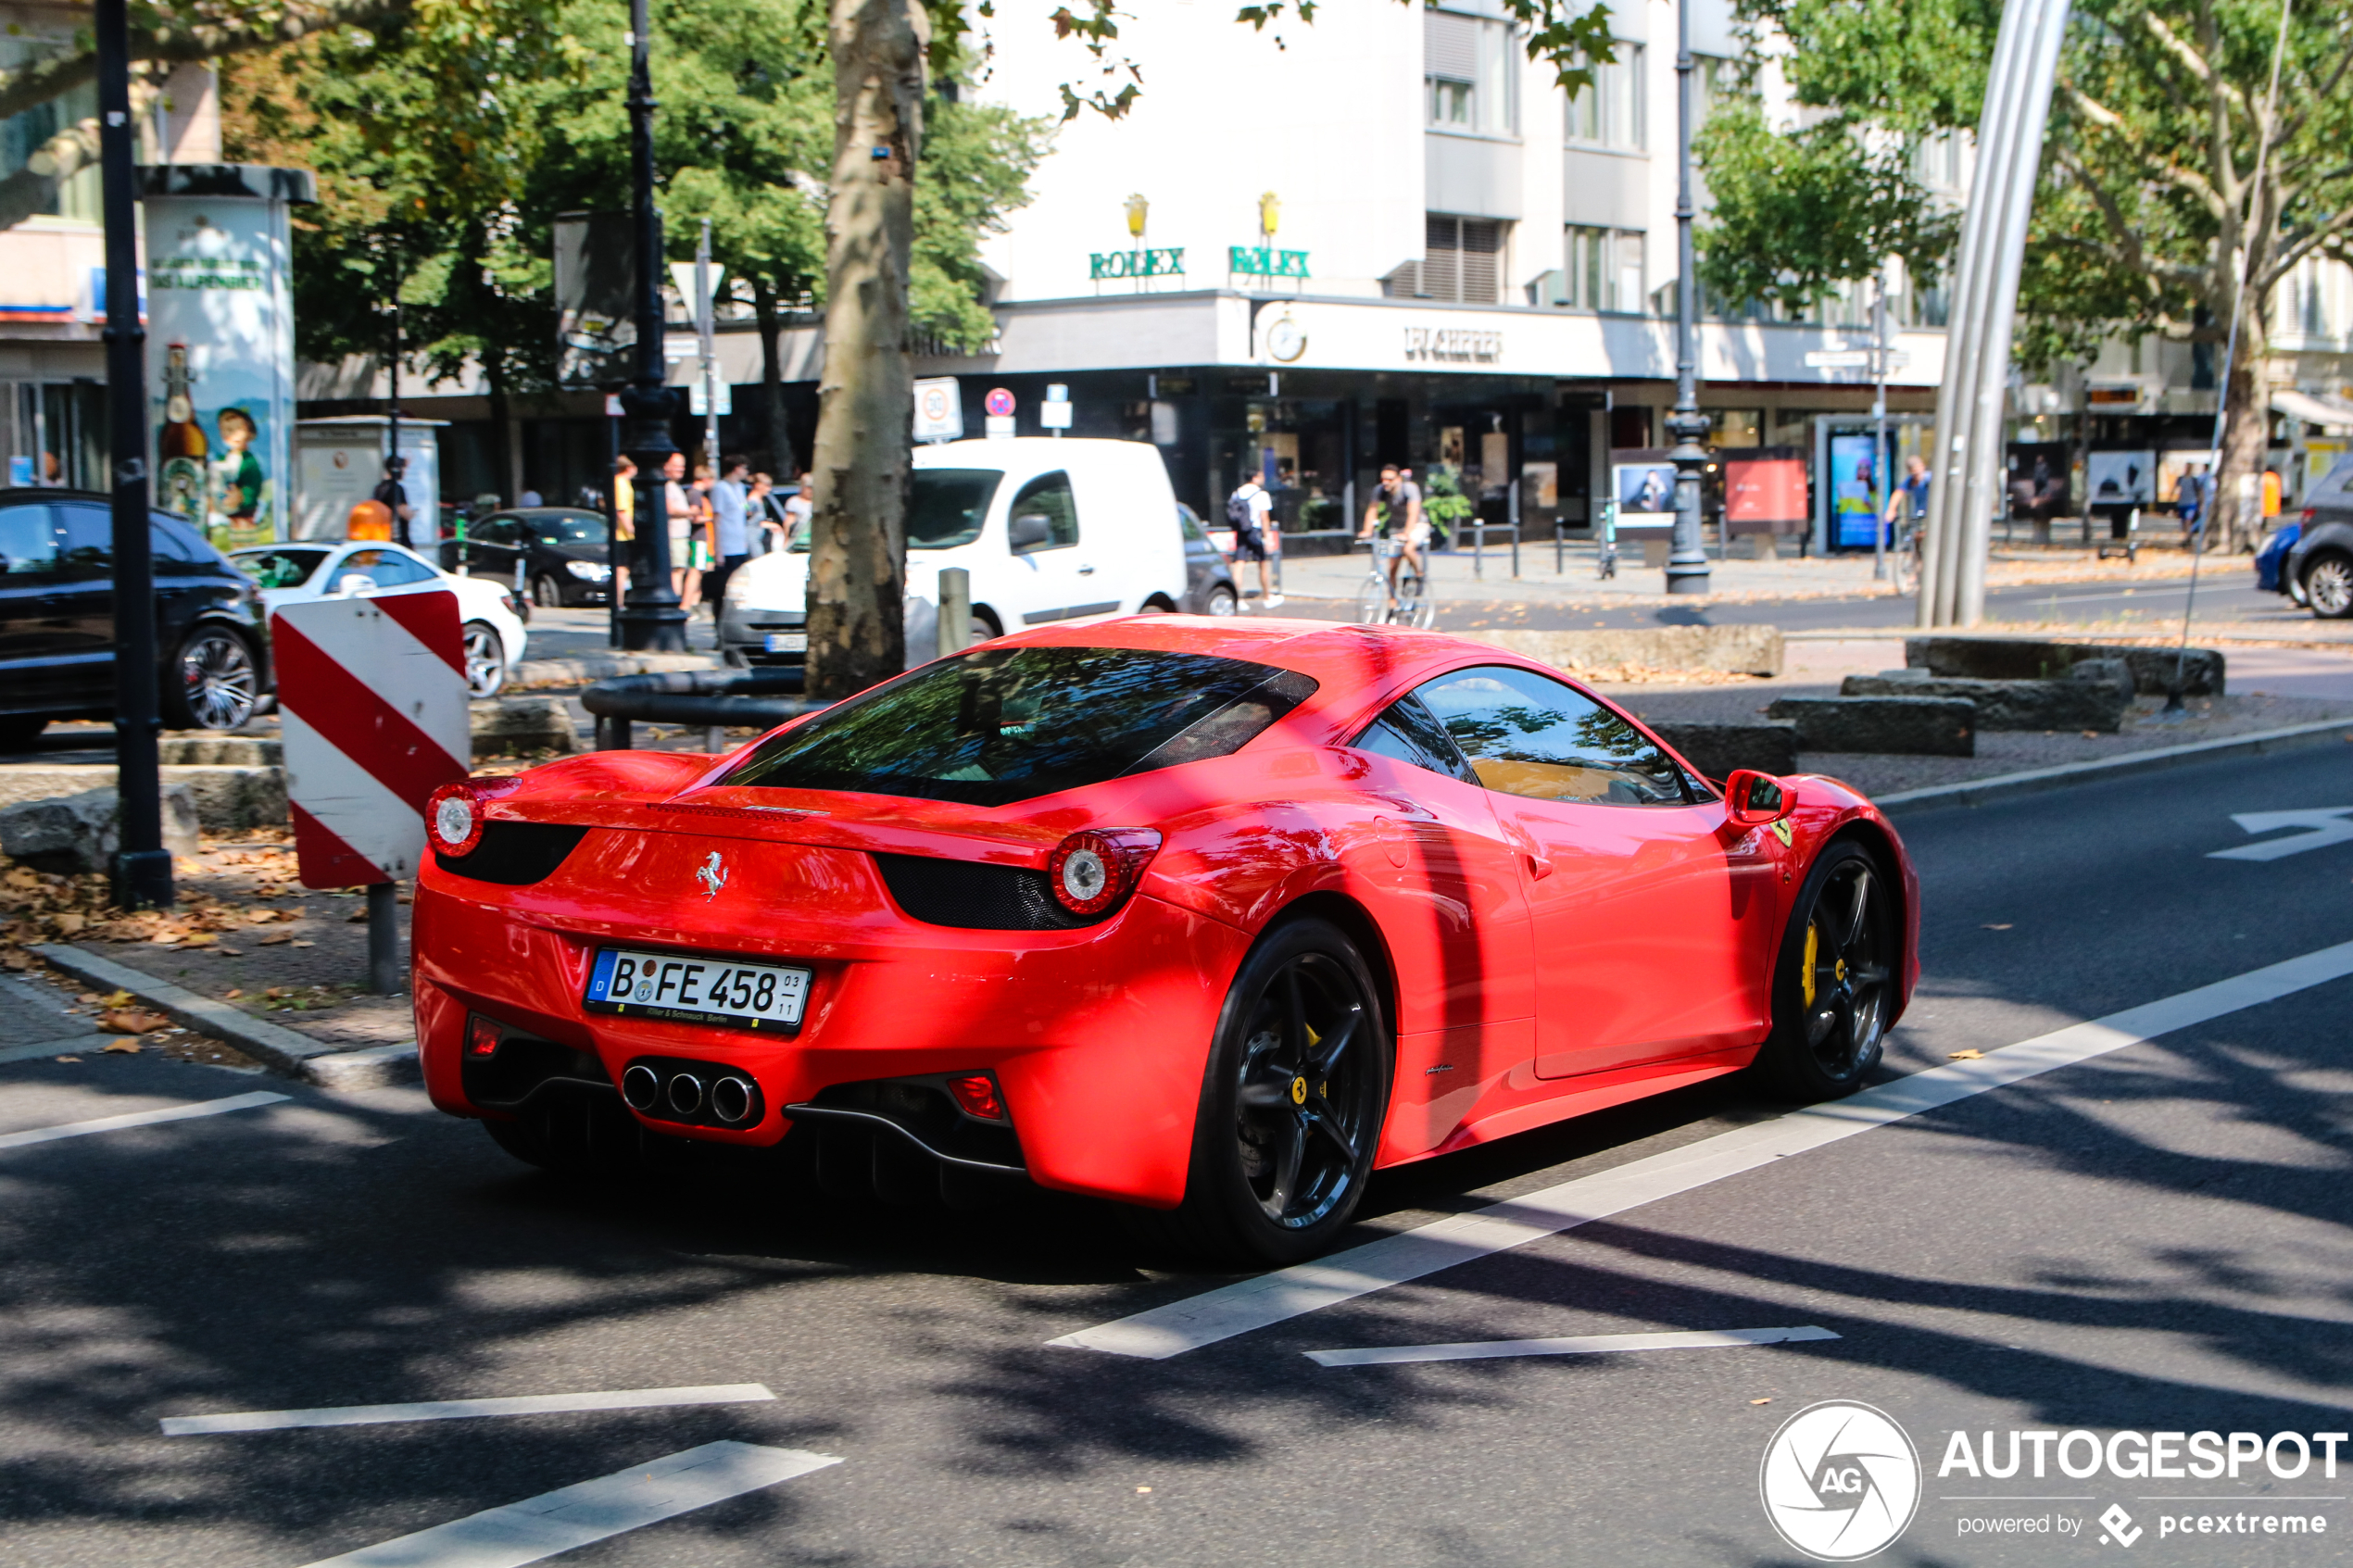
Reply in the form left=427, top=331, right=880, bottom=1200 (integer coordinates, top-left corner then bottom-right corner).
left=97, top=0, right=170, bottom=910
left=1664, top=0, right=1712, bottom=594
left=698, top=217, right=718, bottom=476
left=366, top=881, right=399, bottom=993
left=937, top=566, right=971, bottom=659
left=606, top=401, right=623, bottom=648
left=386, top=251, right=402, bottom=547
left=615, top=0, right=686, bottom=652
left=1872, top=269, right=1890, bottom=582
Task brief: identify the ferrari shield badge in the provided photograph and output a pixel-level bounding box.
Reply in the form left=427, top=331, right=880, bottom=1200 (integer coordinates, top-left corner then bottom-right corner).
left=1769, top=819, right=1793, bottom=847
left=696, top=851, right=729, bottom=898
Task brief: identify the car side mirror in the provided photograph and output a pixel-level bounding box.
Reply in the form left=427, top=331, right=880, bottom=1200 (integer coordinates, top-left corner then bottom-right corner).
left=1008, top=513, right=1051, bottom=552
left=1724, top=769, right=1793, bottom=827
left=333, top=572, right=378, bottom=597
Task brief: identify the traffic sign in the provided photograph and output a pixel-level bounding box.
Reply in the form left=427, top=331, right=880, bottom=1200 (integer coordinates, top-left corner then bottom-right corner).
left=914, top=377, right=963, bottom=442
left=984, top=386, right=1015, bottom=418
left=273, top=592, right=471, bottom=888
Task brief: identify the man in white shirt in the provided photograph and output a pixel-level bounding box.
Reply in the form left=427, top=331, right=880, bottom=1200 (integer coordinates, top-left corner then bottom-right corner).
left=782, top=469, right=813, bottom=548
left=1227, top=467, right=1282, bottom=608
left=708, top=455, right=751, bottom=608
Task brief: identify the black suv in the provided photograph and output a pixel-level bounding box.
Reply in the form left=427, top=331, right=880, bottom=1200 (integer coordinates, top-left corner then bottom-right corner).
left=0, top=489, right=271, bottom=747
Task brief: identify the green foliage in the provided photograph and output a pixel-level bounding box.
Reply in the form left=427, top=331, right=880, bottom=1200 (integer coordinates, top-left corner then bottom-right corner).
left=1420, top=465, right=1473, bottom=545
left=1695, top=99, right=1956, bottom=312
left=223, top=0, right=1046, bottom=387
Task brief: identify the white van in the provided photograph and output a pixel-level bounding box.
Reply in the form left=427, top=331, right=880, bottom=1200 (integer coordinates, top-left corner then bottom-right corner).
left=720, top=438, right=1190, bottom=671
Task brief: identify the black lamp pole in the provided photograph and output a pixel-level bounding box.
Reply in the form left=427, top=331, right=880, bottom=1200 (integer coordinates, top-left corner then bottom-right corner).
left=1664, top=0, right=1712, bottom=595
left=97, top=0, right=170, bottom=909
left=615, top=0, right=685, bottom=651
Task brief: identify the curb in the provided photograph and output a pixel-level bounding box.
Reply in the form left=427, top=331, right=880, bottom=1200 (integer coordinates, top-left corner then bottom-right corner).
left=1871, top=718, right=2353, bottom=815
left=27, top=943, right=421, bottom=1090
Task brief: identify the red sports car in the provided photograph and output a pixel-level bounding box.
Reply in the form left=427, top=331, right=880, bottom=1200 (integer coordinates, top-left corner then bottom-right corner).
left=414, top=617, right=1918, bottom=1262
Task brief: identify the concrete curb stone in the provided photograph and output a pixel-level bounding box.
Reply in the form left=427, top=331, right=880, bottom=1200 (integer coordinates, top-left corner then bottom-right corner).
left=27, top=942, right=421, bottom=1089
left=1839, top=673, right=2131, bottom=733
left=1767, top=696, right=1977, bottom=756
left=1871, top=717, right=2353, bottom=815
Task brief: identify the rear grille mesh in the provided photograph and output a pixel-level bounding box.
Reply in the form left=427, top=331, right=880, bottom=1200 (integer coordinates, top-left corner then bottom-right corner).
left=874, top=852, right=1101, bottom=930
left=435, top=822, right=591, bottom=886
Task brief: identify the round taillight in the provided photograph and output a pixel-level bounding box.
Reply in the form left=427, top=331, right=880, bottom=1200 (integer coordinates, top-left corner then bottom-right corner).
left=428, top=783, right=483, bottom=858
left=1047, top=829, right=1163, bottom=916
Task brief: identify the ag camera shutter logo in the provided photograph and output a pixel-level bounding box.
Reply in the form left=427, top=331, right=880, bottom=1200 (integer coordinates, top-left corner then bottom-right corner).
left=1759, top=1400, right=1922, bottom=1561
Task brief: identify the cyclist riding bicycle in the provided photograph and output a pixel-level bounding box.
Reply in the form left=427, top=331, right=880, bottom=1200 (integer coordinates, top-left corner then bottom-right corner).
left=1356, top=463, right=1428, bottom=613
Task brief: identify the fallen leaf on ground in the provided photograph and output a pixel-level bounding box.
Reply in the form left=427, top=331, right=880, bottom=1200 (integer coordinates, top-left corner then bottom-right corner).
left=98, top=1008, right=170, bottom=1034
left=2081, top=731, right=2099, bottom=739
left=1, top=950, right=31, bottom=971
left=179, top=932, right=216, bottom=947
left=99, top=990, right=131, bottom=1009
left=101, top=1040, right=141, bottom=1054
left=52, top=912, right=84, bottom=935
left=76, top=992, right=101, bottom=1003
left=346, top=910, right=367, bottom=923
left=291, top=939, right=314, bottom=948
left=1982, top=922, right=2013, bottom=931
left=1750, top=1399, right=1772, bottom=1406
left=1949, top=1049, right=1985, bottom=1060
left=264, top=987, right=284, bottom=999
left=215, top=947, right=243, bottom=957
left=258, top=933, right=291, bottom=946
left=223, top=988, right=244, bottom=999
left=53, top=1054, right=81, bottom=1062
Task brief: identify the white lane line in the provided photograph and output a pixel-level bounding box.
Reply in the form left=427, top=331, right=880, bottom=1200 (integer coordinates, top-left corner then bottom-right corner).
left=162, top=1383, right=778, bottom=1436
left=296, top=1440, right=840, bottom=1568
left=1307, top=1323, right=1840, bottom=1368
left=1052, top=939, right=2353, bottom=1360
left=0, top=1089, right=289, bottom=1152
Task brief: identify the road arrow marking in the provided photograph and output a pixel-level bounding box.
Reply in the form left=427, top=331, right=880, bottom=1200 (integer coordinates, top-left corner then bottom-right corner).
left=2208, top=808, right=2353, bottom=861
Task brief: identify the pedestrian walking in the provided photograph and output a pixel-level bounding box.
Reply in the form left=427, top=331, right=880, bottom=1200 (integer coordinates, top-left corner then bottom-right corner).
left=662, top=451, right=698, bottom=607
left=2177, top=461, right=2209, bottom=546
left=1227, top=466, right=1281, bottom=608
left=782, top=468, right=813, bottom=549
left=374, top=456, right=424, bottom=554
left=610, top=454, right=636, bottom=598
left=708, top=455, right=752, bottom=607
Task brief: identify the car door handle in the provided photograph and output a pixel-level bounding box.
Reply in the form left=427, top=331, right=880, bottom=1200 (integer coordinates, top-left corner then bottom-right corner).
left=1525, top=851, right=1552, bottom=880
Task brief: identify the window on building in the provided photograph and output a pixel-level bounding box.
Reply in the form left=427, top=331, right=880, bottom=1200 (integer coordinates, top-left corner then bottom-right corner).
left=1426, top=9, right=1518, bottom=137
left=1425, top=214, right=1507, bottom=304
left=1565, top=43, right=1643, bottom=150
left=0, top=37, right=99, bottom=223
left=1558, top=226, right=1644, bottom=311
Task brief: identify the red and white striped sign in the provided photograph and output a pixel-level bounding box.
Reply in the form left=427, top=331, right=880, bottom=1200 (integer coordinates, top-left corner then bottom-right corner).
left=273, top=592, right=472, bottom=889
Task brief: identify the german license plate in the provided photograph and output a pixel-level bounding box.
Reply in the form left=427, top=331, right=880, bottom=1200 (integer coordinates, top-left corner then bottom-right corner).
left=763, top=632, right=808, bottom=653
left=584, top=947, right=811, bottom=1031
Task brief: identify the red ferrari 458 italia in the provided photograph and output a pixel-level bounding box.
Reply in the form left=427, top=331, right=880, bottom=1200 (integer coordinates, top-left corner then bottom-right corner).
left=415, top=616, right=1918, bottom=1262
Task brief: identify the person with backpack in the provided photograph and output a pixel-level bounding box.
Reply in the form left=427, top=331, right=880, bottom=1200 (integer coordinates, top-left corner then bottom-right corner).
left=1227, top=465, right=1282, bottom=608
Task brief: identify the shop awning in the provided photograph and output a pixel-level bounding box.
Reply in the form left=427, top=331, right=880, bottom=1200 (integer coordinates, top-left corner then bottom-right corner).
left=2271, top=388, right=2353, bottom=432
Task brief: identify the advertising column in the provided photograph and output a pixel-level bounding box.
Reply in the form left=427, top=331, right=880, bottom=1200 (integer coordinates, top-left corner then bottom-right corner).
left=139, top=165, right=316, bottom=549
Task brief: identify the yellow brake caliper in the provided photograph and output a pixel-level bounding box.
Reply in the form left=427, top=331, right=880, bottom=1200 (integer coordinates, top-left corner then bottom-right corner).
left=1802, top=922, right=1819, bottom=1008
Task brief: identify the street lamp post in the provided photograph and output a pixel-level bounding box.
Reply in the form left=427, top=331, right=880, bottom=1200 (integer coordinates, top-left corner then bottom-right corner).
left=96, top=0, right=170, bottom=909
left=1664, top=0, right=1711, bottom=595
left=615, top=0, right=686, bottom=653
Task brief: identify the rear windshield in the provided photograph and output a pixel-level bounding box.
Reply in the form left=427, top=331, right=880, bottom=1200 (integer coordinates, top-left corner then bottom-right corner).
left=788, top=469, right=1003, bottom=552
left=233, top=547, right=330, bottom=588
left=720, top=645, right=1318, bottom=807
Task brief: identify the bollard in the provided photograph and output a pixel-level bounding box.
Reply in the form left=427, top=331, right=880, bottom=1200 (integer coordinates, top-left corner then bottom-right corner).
left=938, top=567, right=972, bottom=659
left=367, top=881, right=401, bottom=995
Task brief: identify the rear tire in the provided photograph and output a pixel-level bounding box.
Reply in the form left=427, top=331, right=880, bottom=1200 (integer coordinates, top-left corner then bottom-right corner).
left=1752, top=841, right=1896, bottom=1100
left=1205, top=584, right=1239, bottom=617
left=462, top=620, right=508, bottom=697
left=1137, top=917, right=1391, bottom=1267
left=162, top=625, right=260, bottom=731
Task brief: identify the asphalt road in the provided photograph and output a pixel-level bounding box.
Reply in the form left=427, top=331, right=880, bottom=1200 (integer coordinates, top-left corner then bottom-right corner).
left=6, top=746, right=2353, bottom=1566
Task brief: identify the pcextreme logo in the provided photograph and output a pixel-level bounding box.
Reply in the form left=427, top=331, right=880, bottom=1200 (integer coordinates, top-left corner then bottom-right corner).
left=1759, top=1401, right=1923, bottom=1562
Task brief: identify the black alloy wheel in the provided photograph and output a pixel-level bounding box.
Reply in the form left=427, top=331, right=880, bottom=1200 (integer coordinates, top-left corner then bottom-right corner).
left=163, top=625, right=260, bottom=731
left=1755, top=840, right=1896, bottom=1100
left=1147, top=917, right=1390, bottom=1265
left=2305, top=552, right=2353, bottom=619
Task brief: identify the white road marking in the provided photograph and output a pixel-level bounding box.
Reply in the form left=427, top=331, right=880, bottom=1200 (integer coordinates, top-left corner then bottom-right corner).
left=162, top=1383, right=777, bottom=1436
left=0, top=1090, right=289, bottom=1152
left=2208, top=808, right=2353, bottom=861
left=1051, top=939, right=2353, bottom=1360
left=296, top=1440, right=840, bottom=1568
left=1307, top=1323, right=1840, bottom=1367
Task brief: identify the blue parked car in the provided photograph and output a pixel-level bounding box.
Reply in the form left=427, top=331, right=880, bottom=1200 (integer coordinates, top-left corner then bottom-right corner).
left=2277, top=454, right=2353, bottom=617
left=2255, top=517, right=2302, bottom=596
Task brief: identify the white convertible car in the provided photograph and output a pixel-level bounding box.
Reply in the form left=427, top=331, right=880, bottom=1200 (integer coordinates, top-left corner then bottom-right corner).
left=231, top=542, right=529, bottom=697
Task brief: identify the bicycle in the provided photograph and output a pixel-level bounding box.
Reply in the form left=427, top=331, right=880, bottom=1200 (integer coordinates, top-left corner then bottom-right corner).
left=1356, top=535, right=1437, bottom=628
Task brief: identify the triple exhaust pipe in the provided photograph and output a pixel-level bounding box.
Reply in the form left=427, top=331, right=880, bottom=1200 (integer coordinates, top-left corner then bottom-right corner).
left=622, top=1062, right=759, bottom=1126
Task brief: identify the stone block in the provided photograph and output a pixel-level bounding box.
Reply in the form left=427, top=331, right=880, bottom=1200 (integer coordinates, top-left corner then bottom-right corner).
left=1838, top=674, right=2130, bottom=733
left=2069, top=659, right=2136, bottom=703
left=1465, top=623, right=1783, bottom=678
left=1766, top=696, right=1976, bottom=757
left=1905, top=635, right=2222, bottom=696
left=1646, top=721, right=1799, bottom=780
left=0, top=764, right=283, bottom=832
left=0, top=785, right=200, bottom=873
left=471, top=697, right=578, bottom=759
left=158, top=735, right=282, bottom=766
